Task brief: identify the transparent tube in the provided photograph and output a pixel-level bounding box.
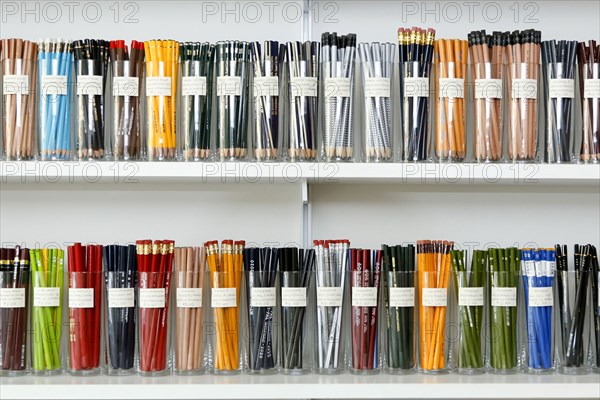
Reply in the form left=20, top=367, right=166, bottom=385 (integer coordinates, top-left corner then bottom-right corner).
left=507, top=62, right=539, bottom=162
left=0, top=270, right=29, bottom=376
left=181, top=58, right=213, bottom=161
left=580, top=63, right=600, bottom=163
left=435, top=62, right=466, bottom=162
left=473, top=62, right=504, bottom=162
left=111, top=60, right=142, bottom=160
left=75, top=59, right=106, bottom=160
left=543, top=63, right=575, bottom=163
left=401, top=61, right=432, bottom=162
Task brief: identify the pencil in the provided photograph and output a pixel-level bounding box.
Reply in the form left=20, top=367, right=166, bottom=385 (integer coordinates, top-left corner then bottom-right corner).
left=577, top=40, right=599, bottom=163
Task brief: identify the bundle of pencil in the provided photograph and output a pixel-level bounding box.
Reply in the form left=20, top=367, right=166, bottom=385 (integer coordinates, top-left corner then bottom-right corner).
left=0, top=246, right=30, bottom=374
left=469, top=30, right=507, bottom=162
left=577, top=40, right=599, bottom=163
left=110, top=40, right=145, bottom=160
left=174, top=246, right=206, bottom=373
left=434, top=39, right=467, bottom=161
left=67, top=244, right=102, bottom=373
left=144, top=40, right=179, bottom=161
left=1, top=39, right=38, bottom=160
left=205, top=240, right=244, bottom=372
left=507, top=30, right=542, bottom=161
left=136, top=239, right=174, bottom=373
left=30, top=248, right=64, bottom=373
left=418, top=240, right=452, bottom=372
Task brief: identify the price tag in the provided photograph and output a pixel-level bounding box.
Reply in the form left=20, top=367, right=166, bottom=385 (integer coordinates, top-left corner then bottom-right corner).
left=317, top=286, right=343, bottom=307
left=211, top=288, right=236, bottom=308
left=475, top=79, right=503, bottom=99
left=389, top=287, right=415, bottom=307
left=182, top=76, right=207, bottom=96
left=176, top=288, right=202, bottom=308
left=584, top=79, right=600, bottom=99
left=253, top=76, right=279, bottom=97
left=458, top=287, right=484, bottom=306
left=352, top=287, right=377, bottom=307
left=139, top=288, right=166, bottom=308
left=325, top=77, right=351, bottom=98
left=421, top=288, right=447, bottom=307
left=491, top=287, right=517, bottom=307
left=77, top=75, right=103, bottom=96
left=34, top=287, right=60, bottom=307
left=404, top=77, right=429, bottom=97
left=364, top=78, right=390, bottom=98
left=3, top=75, right=29, bottom=95
left=281, top=287, right=306, bottom=307
left=146, top=76, right=172, bottom=96
left=250, top=287, right=276, bottom=307
left=217, top=76, right=242, bottom=96
left=290, top=77, right=318, bottom=97
left=511, top=79, right=537, bottom=99
left=69, top=288, right=94, bottom=308
left=41, top=75, right=68, bottom=96
left=113, top=77, right=139, bottom=97
left=0, top=288, right=25, bottom=308
left=439, top=78, right=464, bottom=98
left=108, top=288, right=134, bottom=308
left=549, top=79, right=574, bottom=98
left=528, top=287, right=553, bottom=307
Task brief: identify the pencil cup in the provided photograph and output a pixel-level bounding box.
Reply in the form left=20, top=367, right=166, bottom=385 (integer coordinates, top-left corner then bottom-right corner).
left=174, top=270, right=205, bottom=375
left=543, top=62, right=575, bottom=163
left=400, top=61, right=432, bottom=162
left=418, top=271, right=449, bottom=374
left=67, top=272, right=102, bottom=375
left=435, top=62, right=466, bottom=162
left=472, top=62, right=504, bottom=163
left=209, top=271, right=242, bottom=374
left=111, top=60, right=142, bottom=161
left=2, top=56, right=37, bottom=160
left=31, top=270, right=64, bottom=375
left=384, top=271, right=417, bottom=374
left=0, top=270, right=30, bottom=376
left=280, top=271, right=312, bottom=374
left=349, top=269, right=380, bottom=374
left=452, top=270, right=486, bottom=374
left=321, top=66, right=355, bottom=162
left=145, top=60, right=178, bottom=161
left=556, top=270, right=591, bottom=375
left=580, top=63, right=599, bottom=164
left=137, top=271, right=172, bottom=376
left=38, top=51, right=73, bottom=160
left=487, top=271, right=519, bottom=374
left=315, top=269, right=347, bottom=374
left=252, top=70, right=281, bottom=162
left=591, top=271, right=600, bottom=373
left=507, top=62, right=540, bottom=162
left=105, top=271, right=137, bottom=375
left=181, top=59, right=213, bottom=161
left=75, top=59, right=106, bottom=160
left=244, top=270, right=278, bottom=374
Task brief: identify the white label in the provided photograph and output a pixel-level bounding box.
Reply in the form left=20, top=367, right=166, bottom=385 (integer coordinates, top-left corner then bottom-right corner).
left=182, top=76, right=207, bottom=96
left=34, top=287, right=60, bottom=307
left=217, top=76, right=242, bottom=96
left=352, top=287, right=377, bottom=307
left=211, top=288, right=236, bottom=308
left=491, top=287, right=517, bottom=307
left=389, top=287, right=415, bottom=307
left=41, top=75, right=68, bottom=96
left=317, top=286, right=343, bottom=307
left=528, top=287, right=553, bottom=307
left=281, top=287, right=306, bottom=307
left=404, top=77, right=429, bottom=97
left=253, top=76, right=279, bottom=97
left=176, top=288, right=202, bottom=308
left=439, top=78, right=464, bottom=98
left=325, top=77, right=351, bottom=98
left=584, top=79, right=600, bottom=99
left=77, top=75, right=103, bottom=96
left=421, top=288, right=447, bottom=307
left=3, top=75, right=29, bottom=95
left=549, top=78, right=574, bottom=99
left=364, top=78, right=391, bottom=98
left=475, top=79, right=503, bottom=99
left=113, top=77, right=139, bottom=97
left=108, top=288, right=134, bottom=308
left=139, top=288, right=166, bottom=308
left=69, top=288, right=94, bottom=308
left=146, top=76, right=172, bottom=96
left=0, top=288, right=25, bottom=308
left=512, top=79, right=537, bottom=99
left=250, top=287, right=276, bottom=307
left=290, top=77, right=318, bottom=97
left=458, top=287, right=484, bottom=306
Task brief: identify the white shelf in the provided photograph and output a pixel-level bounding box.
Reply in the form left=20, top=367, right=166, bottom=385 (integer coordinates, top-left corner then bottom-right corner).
left=1, top=373, right=599, bottom=399
left=1, top=161, right=599, bottom=185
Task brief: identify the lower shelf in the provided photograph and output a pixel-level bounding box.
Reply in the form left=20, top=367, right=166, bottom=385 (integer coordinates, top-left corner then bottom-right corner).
left=1, top=373, right=599, bottom=399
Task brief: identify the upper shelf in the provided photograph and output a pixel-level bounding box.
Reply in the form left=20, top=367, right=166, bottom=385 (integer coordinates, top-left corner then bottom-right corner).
left=0, top=161, right=598, bottom=185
